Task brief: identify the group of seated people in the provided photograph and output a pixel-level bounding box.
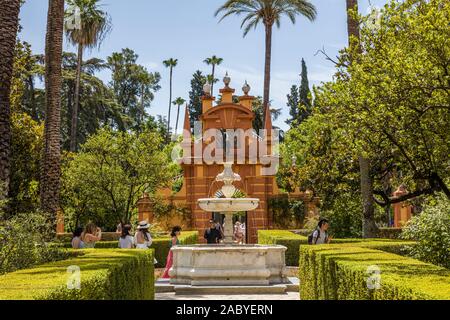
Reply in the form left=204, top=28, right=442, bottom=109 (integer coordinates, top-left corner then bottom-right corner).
left=71, top=221, right=154, bottom=249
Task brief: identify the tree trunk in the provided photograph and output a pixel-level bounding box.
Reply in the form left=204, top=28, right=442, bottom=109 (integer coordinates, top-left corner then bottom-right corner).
left=346, top=0, right=360, bottom=45
left=0, top=0, right=21, bottom=200
left=175, top=104, right=181, bottom=135
left=211, top=64, right=216, bottom=96
left=40, top=0, right=64, bottom=233
left=27, top=74, right=38, bottom=121
left=346, top=0, right=378, bottom=238
left=360, top=156, right=379, bottom=237
left=263, top=24, right=273, bottom=122
left=167, top=67, right=173, bottom=141
left=70, top=43, right=83, bottom=152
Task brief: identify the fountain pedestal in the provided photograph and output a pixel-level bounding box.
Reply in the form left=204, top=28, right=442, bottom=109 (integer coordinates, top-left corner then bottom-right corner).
left=169, top=244, right=288, bottom=286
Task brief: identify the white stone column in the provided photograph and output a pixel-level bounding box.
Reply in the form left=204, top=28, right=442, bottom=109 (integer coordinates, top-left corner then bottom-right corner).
left=223, top=212, right=234, bottom=244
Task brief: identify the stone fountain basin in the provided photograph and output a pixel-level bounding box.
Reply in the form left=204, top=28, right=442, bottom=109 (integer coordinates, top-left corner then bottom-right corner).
left=198, top=198, right=259, bottom=212
left=169, top=244, right=288, bottom=286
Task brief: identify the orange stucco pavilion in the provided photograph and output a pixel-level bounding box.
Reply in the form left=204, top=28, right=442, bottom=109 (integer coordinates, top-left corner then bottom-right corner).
left=138, top=77, right=319, bottom=243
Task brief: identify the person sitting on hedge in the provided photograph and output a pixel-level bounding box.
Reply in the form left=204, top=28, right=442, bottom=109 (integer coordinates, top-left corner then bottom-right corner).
left=134, top=221, right=152, bottom=249
left=118, top=224, right=134, bottom=249
left=71, top=227, right=84, bottom=249
left=311, top=219, right=332, bottom=245
left=81, top=223, right=102, bottom=248
left=162, top=226, right=182, bottom=279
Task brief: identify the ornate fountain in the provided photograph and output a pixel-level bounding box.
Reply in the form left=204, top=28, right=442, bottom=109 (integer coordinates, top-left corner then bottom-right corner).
left=198, top=163, right=259, bottom=244
left=169, top=163, right=288, bottom=287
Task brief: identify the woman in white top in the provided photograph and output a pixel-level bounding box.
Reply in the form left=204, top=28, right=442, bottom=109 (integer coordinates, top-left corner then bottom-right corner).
left=134, top=221, right=152, bottom=249
left=118, top=224, right=134, bottom=249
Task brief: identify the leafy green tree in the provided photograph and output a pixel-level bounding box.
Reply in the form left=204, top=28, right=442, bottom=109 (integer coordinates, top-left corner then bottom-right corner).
left=216, top=0, right=317, bottom=121
left=188, top=70, right=207, bottom=130
left=298, top=58, right=311, bottom=122
left=252, top=96, right=281, bottom=133
left=402, top=195, right=450, bottom=268
left=286, top=85, right=299, bottom=126
left=65, top=0, right=112, bottom=151
left=286, top=58, right=311, bottom=126
left=61, top=128, right=178, bottom=229
left=0, top=211, right=68, bottom=275
left=9, top=112, right=43, bottom=215
left=281, top=0, right=450, bottom=237
left=108, top=48, right=161, bottom=132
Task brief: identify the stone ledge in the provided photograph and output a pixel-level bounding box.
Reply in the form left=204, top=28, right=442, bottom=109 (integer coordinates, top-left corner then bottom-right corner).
left=174, top=285, right=287, bottom=295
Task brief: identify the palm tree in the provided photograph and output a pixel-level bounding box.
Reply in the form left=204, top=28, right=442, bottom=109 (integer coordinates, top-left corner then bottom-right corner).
left=0, top=0, right=21, bottom=200
left=40, top=0, right=65, bottom=226
left=216, top=0, right=317, bottom=120
left=204, top=55, right=223, bottom=96
left=163, top=58, right=178, bottom=141
left=172, top=97, right=186, bottom=136
left=346, top=0, right=378, bottom=237
left=65, top=0, right=111, bottom=152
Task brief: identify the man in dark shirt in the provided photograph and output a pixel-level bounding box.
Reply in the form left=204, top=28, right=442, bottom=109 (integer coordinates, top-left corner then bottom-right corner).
left=204, top=220, right=222, bottom=244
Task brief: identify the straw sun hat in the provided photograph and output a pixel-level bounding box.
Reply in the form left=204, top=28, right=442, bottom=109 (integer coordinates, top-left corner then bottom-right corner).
left=137, top=221, right=151, bottom=230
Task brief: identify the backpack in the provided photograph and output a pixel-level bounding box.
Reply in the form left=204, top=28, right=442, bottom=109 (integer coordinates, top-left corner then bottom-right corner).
left=307, top=229, right=318, bottom=245
left=308, top=229, right=327, bottom=245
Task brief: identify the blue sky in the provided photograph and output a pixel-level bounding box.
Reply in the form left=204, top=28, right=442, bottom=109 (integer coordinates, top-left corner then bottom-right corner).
left=19, top=0, right=388, bottom=131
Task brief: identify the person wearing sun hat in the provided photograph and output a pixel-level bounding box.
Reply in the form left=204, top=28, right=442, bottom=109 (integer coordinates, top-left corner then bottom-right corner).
left=134, top=221, right=152, bottom=249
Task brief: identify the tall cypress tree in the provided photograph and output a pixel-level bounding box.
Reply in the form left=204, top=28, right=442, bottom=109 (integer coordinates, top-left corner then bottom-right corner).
left=286, top=85, right=300, bottom=126
left=188, top=70, right=206, bottom=130
left=298, top=58, right=312, bottom=123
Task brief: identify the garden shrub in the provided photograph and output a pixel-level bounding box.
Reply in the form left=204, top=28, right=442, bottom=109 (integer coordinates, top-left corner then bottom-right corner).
left=0, top=249, right=154, bottom=300
left=0, top=212, right=70, bottom=275
left=402, top=195, right=450, bottom=268
left=377, top=227, right=403, bottom=239
left=299, top=245, right=450, bottom=300
left=258, top=230, right=414, bottom=266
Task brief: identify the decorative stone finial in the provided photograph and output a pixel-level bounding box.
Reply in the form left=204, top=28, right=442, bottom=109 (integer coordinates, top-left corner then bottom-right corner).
left=223, top=72, right=231, bottom=87
left=203, top=81, right=211, bottom=96
left=242, top=80, right=251, bottom=95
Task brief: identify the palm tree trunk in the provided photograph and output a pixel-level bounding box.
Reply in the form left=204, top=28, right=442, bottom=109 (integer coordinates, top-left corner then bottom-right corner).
left=28, top=75, right=38, bottom=121
left=0, top=0, right=21, bottom=200
left=263, top=24, right=273, bottom=122
left=167, top=67, right=173, bottom=141
left=140, top=83, right=145, bottom=128
left=211, top=64, right=216, bottom=96
left=346, top=0, right=378, bottom=237
left=346, top=0, right=360, bottom=45
left=70, top=43, right=83, bottom=152
left=175, top=104, right=181, bottom=135
left=41, top=0, right=64, bottom=231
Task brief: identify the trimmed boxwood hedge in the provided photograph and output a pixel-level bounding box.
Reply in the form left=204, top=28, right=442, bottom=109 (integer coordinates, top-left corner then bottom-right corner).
left=55, top=231, right=198, bottom=268
left=0, top=249, right=155, bottom=300
left=258, top=230, right=414, bottom=266
left=299, top=245, right=450, bottom=300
